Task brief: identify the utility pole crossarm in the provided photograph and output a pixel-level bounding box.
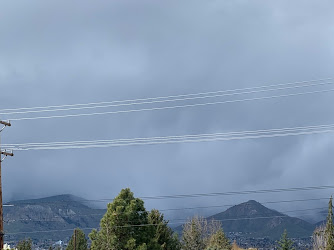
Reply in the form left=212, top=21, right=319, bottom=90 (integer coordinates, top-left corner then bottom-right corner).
left=0, top=121, right=10, bottom=127
left=0, top=152, right=13, bottom=157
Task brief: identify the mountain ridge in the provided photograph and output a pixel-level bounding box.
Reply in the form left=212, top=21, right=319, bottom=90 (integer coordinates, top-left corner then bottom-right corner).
left=4, top=194, right=106, bottom=242
left=3, top=195, right=322, bottom=243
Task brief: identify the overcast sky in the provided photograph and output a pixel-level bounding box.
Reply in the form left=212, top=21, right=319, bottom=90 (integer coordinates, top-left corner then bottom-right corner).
left=1, top=0, right=334, bottom=222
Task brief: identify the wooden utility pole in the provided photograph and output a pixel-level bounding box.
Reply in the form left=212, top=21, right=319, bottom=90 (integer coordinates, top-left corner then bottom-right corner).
left=0, top=120, right=13, bottom=250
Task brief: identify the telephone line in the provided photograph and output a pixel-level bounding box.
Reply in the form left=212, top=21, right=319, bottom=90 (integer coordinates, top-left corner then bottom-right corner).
left=1, top=80, right=332, bottom=116
left=4, top=123, right=334, bottom=149
left=6, top=126, right=334, bottom=151
left=160, top=197, right=330, bottom=212
left=4, top=205, right=327, bottom=224
left=4, top=211, right=328, bottom=235
left=8, top=88, right=334, bottom=121
left=0, top=78, right=330, bottom=113
left=4, top=185, right=334, bottom=205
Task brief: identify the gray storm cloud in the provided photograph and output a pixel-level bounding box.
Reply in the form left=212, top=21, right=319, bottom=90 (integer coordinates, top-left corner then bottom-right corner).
left=0, top=0, right=334, bottom=221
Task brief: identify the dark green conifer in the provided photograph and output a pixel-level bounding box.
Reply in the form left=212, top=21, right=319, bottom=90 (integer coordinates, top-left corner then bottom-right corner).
left=89, top=188, right=180, bottom=250
left=277, top=229, right=294, bottom=250
left=66, top=228, right=88, bottom=250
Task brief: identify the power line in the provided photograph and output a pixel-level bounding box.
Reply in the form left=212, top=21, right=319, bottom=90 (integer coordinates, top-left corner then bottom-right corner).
left=5, top=124, right=334, bottom=151
left=5, top=123, right=334, bottom=147
left=139, top=185, right=334, bottom=200
left=0, top=217, right=304, bottom=235
left=160, top=197, right=330, bottom=212
left=1, top=214, right=318, bottom=225
left=5, top=123, right=334, bottom=148
left=5, top=227, right=95, bottom=235
left=7, top=87, right=334, bottom=121
left=1, top=78, right=330, bottom=113
left=4, top=185, right=334, bottom=205
left=1, top=80, right=332, bottom=116
left=3, top=210, right=327, bottom=235
left=3, top=197, right=330, bottom=214
left=3, top=204, right=327, bottom=224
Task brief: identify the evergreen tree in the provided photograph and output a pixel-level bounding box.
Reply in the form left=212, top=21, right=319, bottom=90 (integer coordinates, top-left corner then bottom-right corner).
left=277, top=229, right=294, bottom=250
left=16, top=239, right=32, bottom=250
left=66, top=228, right=88, bottom=250
left=147, top=209, right=180, bottom=250
left=89, top=188, right=179, bottom=250
left=205, top=229, right=231, bottom=250
left=89, top=188, right=149, bottom=249
left=325, top=196, right=334, bottom=250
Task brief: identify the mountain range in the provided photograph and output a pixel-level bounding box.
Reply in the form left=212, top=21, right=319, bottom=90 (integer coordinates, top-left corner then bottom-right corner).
left=3, top=194, right=105, bottom=242
left=3, top=195, right=326, bottom=243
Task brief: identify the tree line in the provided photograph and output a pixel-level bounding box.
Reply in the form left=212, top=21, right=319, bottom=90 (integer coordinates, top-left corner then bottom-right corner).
left=15, top=189, right=334, bottom=250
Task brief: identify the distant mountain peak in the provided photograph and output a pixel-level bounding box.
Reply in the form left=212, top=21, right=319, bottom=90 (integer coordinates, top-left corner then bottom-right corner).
left=206, top=200, right=314, bottom=239
left=221, top=200, right=277, bottom=218
left=245, top=200, right=260, bottom=204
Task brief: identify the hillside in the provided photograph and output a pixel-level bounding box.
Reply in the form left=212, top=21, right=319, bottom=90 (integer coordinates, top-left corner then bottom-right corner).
left=208, top=200, right=315, bottom=240
left=3, top=196, right=319, bottom=243
left=3, top=194, right=105, bottom=242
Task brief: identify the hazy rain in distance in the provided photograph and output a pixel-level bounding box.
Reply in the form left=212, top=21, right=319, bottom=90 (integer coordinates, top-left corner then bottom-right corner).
left=0, top=0, right=334, bottom=224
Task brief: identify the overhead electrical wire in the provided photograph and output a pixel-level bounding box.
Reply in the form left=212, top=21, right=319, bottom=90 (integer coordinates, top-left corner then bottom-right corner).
left=4, top=185, right=334, bottom=205
left=4, top=197, right=330, bottom=214
left=5, top=123, right=334, bottom=148
left=138, top=185, right=334, bottom=200
left=1, top=80, right=332, bottom=116
left=0, top=78, right=331, bottom=114
left=4, top=210, right=327, bottom=235
left=160, top=197, right=330, bottom=212
left=3, top=212, right=325, bottom=226
left=5, top=227, right=95, bottom=235
left=4, top=205, right=327, bottom=224
left=4, top=123, right=334, bottom=151
left=6, top=88, right=334, bottom=121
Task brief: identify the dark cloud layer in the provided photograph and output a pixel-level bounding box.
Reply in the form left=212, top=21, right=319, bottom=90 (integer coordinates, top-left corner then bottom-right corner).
left=1, top=0, right=334, bottom=221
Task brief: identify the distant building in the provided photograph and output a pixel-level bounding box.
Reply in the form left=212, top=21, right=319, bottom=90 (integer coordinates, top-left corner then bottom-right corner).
left=3, top=243, right=16, bottom=250
left=54, top=240, right=64, bottom=247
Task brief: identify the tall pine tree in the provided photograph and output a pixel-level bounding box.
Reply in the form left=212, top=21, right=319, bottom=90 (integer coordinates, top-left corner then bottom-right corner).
left=89, top=188, right=180, bottom=250
left=66, top=228, right=88, bottom=250
left=89, top=188, right=149, bottom=250
left=277, top=229, right=294, bottom=250
left=147, top=209, right=180, bottom=250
